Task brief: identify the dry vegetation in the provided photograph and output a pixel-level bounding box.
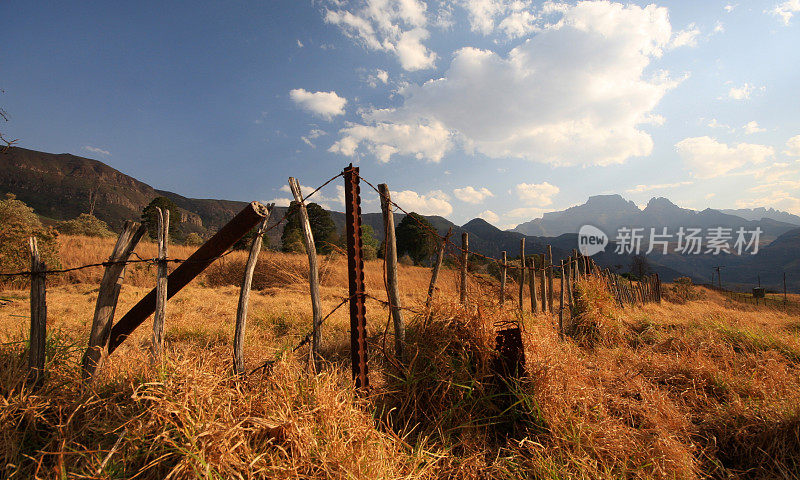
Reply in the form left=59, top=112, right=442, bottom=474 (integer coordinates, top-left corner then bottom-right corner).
left=1, top=235, right=799, bottom=479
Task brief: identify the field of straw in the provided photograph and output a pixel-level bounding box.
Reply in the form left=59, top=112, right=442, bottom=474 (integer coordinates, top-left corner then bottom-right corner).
left=1, top=235, right=800, bottom=479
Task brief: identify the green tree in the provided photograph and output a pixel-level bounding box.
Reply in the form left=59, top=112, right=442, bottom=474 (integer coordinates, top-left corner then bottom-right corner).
left=233, top=225, right=271, bottom=251
left=395, top=212, right=436, bottom=265
left=361, top=224, right=379, bottom=260
left=281, top=201, right=338, bottom=254
left=0, top=194, right=60, bottom=279
left=57, top=213, right=115, bottom=238
left=142, top=197, right=181, bottom=241
left=184, top=232, right=204, bottom=246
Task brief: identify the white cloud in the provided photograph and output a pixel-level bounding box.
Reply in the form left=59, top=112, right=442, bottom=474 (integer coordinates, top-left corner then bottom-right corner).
left=391, top=189, right=452, bottom=216
left=367, top=68, right=389, bottom=87
left=625, top=181, right=693, bottom=193
left=727, top=82, right=762, bottom=100
left=785, top=135, right=800, bottom=156
left=736, top=188, right=800, bottom=215
left=83, top=145, right=110, bottom=156
left=669, top=23, right=700, bottom=48
left=324, top=0, right=436, bottom=71
left=266, top=197, right=292, bottom=207
left=743, top=121, right=765, bottom=135
left=290, top=89, right=347, bottom=120
left=330, top=119, right=451, bottom=162
left=331, top=2, right=679, bottom=166
left=773, top=0, right=800, bottom=25
left=297, top=39, right=304, bottom=48
left=505, top=206, right=549, bottom=220
left=676, top=136, right=774, bottom=178
left=513, top=182, right=559, bottom=206
left=453, top=186, right=494, bottom=203
left=478, top=209, right=500, bottom=223
left=301, top=128, right=328, bottom=147
left=707, top=118, right=733, bottom=131
left=724, top=4, right=736, bottom=13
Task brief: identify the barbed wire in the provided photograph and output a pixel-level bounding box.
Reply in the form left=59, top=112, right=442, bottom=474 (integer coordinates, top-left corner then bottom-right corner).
left=0, top=173, right=344, bottom=279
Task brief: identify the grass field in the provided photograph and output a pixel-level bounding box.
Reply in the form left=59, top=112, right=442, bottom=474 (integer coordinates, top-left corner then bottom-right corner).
left=1, top=235, right=800, bottom=479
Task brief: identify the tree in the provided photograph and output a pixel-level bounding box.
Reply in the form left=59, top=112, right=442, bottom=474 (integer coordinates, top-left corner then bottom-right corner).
left=142, top=197, right=181, bottom=241
left=57, top=213, right=115, bottom=238
left=281, top=201, right=337, bottom=254
left=0, top=194, right=60, bottom=280
left=630, top=254, right=651, bottom=279
left=361, top=224, right=379, bottom=260
left=233, top=225, right=270, bottom=250
left=184, top=232, right=204, bottom=246
left=395, top=212, right=436, bottom=265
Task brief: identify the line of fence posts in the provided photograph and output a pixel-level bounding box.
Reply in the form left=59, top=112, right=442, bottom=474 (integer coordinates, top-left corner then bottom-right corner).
left=528, top=255, right=537, bottom=313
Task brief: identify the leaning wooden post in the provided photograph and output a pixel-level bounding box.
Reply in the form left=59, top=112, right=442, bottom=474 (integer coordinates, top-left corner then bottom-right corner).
left=150, top=208, right=169, bottom=363
left=378, top=184, right=405, bottom=361
left=460, top=232, right=469, bottom=305
left=500, top=251, right=507, bottom=306
left=108, top=202, right=269, bottom=354
left=528, top=257, right=537, bottom=313
left=559, top=260, right=565, bottom=338
left=425, top=228, right=451, bottom=321
left=343, top=165, right=368, bottom=388
left=289, top=177, right=323, bottom=371
left=233, top=205, right=273, bottom=375
left=518, top=238, right=525, bottom=311
left=546, top=245, right=554, bottom=313
left=81, top=222, right=146, bottom=381
left=27, top=237, right=46, bottom=388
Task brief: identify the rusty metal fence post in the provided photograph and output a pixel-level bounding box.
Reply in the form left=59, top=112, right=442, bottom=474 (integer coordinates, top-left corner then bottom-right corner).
left=343, top=165, right=368, bottom=389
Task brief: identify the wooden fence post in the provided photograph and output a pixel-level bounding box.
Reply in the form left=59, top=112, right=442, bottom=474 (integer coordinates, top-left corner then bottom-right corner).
left=378, top=184, right=405, bottom=361
left=289, top=178, right=323, bottom=370
left=151, top=208, right=169, bottom=363
left=460, top=232, right=469, bottom=305
left=538, top=255, right=547, bottom=313
left=546, top=245, right=554, bottom=313
left=559, top=260, right=565, bottom=337
left=233, top=205, right=273, bottom=375
left=108, top=202, right=269, bottom=354
left=528, top=257, right=537, bottom=313
left=500, top=251, right=507, bottom=306
left=27, top=237, right=46, bottom=387
left=518, top=238, right=525, bottom=312
left=81, top=222, right=146, bottom=381
left=425, top=228, right=451, bottom=321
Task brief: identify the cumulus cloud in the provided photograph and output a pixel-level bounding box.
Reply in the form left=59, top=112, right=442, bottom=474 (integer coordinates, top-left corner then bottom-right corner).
left=83, top=145, right=110, bottom=156
left=773, top=0, right=800, bottom=25
left=727, top=83, right=762, bottom=100
left=453, top=186, right=494, bottom=203
left=324, top=0, right=436, bottom=71
left=625, top=181, right=692, bottom=193
left=676, top=136, right=774, bottom=178
left=367, top=69, right=389, bottom=87
left=266, top=197, right=292, bottom=207
left=330, top=2, right=680, bottom=166
left=669, top=23, right=700, bottom=48
left=785, top=135, right=800, bottom=156
left=513, top=182, right=559, bottom=206
left=478, top=209, right=500, bottom=223
left=743, top=121, right=765, bottom=135
left=290, top=89, right=347, bottom=120
left=391, top=189, right=452, bottom=216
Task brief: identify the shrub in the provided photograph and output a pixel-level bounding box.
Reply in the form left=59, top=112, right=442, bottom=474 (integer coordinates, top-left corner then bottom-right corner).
left=668, top=277, right=699, bottom=304
left=184, top=232, right=204, bottom=246
left=0, top=194, right=60, bottom=283
left=57, top=213, right=115, bottom=238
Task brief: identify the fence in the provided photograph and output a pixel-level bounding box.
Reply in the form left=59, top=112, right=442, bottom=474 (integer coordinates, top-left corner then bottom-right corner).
left=701, top=283, right=798, bottom=312
left=2, top=164, right=663, bottom=391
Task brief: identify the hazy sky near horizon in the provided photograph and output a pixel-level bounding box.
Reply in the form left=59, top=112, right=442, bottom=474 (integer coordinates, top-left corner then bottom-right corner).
left=3, top=0, right=800, bottom=228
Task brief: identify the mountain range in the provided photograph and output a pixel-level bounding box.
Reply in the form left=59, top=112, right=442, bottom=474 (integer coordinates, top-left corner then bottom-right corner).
left=2, top=146, right=798, bottom=292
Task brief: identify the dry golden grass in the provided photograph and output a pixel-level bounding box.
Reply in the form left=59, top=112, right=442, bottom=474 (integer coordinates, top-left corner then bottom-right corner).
left=1, top=235, right=799, bottom=479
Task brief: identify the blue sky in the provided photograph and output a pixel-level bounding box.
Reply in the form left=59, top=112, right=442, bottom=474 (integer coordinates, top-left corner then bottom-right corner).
left=3, top=0, right=799, bottom=228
